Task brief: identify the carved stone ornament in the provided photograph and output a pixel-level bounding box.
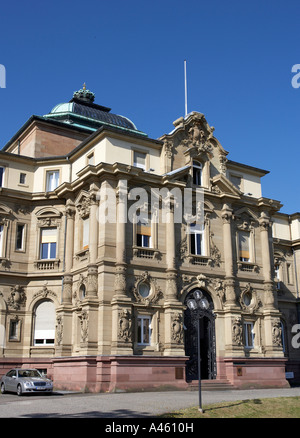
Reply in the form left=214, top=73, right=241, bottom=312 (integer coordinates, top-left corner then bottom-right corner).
left=56, top=315, right=63, bottom=346
left=171, top=313, right=184, bottom=344
left=7, top=285, right=26, bottom=310
left=118, top=309, right=132, bottom=342
left=232, top=316, right=243, bottom=346
left=239, top=283, right=262, bottom=314
left=272, top=320, right=283, bottom=347
left=163, top=139, right=173, bottom=158
left=78, top=309, right=89, bottom=343
left=131, top=271, right=163, bottom=306
left=32, top=283, right=57, bottom=301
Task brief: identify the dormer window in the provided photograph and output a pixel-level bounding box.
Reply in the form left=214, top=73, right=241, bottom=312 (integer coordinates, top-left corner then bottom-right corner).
left=192, top=161, right=202, bottom=185
left=134, top=151, right=146, bottom=170
left=46, top=170, right=59, bottom=192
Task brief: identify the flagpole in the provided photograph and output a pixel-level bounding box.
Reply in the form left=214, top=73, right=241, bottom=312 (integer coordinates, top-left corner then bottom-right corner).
left=184, top=60, right=188, bottom=117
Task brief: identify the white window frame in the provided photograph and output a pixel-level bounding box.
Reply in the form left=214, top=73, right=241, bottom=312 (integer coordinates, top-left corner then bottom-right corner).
left=40, top=227, right=57, bottom=260
left=133, top=150, right=147, bottom=171
left=15, top=223, right=25, bottom=251
left=137, top=315, right=152, bottom=345
left=243, top=322, right=254, bottom=349
left=190, top=223, right=205, bottom=256
left=46, top=170, right=60, bottom=192
left=192, top=160, right=202, bottom=186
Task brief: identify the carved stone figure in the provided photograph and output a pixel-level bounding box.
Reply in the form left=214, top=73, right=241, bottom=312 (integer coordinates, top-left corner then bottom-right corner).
left=118, top=309, right=132, bottom=342
left=232, top=316, right=243, bottom=346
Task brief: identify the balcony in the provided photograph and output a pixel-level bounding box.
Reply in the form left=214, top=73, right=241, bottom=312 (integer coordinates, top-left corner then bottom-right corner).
left=133, top=246, right=161, bottom=260
left=237, top=261, right=259, bottom=273
left=34, top=259, right=60, bottom=271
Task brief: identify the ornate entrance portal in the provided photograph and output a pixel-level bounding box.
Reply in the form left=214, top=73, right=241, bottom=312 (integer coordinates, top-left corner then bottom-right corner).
left=184, top=289, right=217, bottom=381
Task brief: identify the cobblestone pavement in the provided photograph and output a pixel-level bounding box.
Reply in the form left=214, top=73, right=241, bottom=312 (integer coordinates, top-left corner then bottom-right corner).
left=0, top=387, right=299, bottom=418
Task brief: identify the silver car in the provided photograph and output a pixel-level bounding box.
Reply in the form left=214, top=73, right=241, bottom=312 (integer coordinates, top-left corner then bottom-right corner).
left=0, top=368, right=53, bottom=396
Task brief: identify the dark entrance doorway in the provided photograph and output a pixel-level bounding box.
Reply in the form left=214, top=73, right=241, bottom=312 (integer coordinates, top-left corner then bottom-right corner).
left=184, top=289, right=217, bottom=381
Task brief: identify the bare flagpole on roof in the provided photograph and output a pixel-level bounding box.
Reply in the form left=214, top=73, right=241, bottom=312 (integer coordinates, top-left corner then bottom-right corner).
left=184, top=60, right=188, bottom=117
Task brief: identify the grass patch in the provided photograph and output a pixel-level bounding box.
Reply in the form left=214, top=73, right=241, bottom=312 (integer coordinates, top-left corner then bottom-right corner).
left=161, top=397, right=300, bottom=418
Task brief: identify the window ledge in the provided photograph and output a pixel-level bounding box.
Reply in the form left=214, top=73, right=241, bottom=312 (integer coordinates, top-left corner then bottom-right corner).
left=133, top=246, right=161, bottom=260
left=237, top=261, right=259, bottom=273
left=34, top=259, right=60, bottom=270
left=75, top=248, right=90, bottom=263
left=187, top=254, right=213, bottom=266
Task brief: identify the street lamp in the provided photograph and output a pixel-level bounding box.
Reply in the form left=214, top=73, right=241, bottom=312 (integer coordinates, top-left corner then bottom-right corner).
left=186, top=289, right=210, bottom=413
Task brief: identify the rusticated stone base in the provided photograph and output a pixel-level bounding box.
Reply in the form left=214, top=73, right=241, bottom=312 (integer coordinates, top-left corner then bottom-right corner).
left=217, top=357, right=290, bottom=389
left=52, top=355, right=189, bottom=393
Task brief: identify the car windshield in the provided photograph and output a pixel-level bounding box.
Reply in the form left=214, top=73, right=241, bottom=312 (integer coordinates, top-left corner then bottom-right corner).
left=18, top=370, right=42, bottom=378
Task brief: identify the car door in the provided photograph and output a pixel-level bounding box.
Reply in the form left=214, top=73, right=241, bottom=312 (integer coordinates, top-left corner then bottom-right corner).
left=5, top=370, right=16, bottom=391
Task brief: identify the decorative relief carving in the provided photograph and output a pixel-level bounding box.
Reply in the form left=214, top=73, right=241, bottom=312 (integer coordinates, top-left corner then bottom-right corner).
left=272, top=320, right=283, bottom=347
left=239, top=283, right=262, bottom=314
left=32, top=283, right=57, bottom=301
left=131, top=271, right=163, bottom=306
left=118, top=309, right=132, bottom=342
left=232, top=316, right=243, bottom=346
left=78, top=309, right=89, bottom=343
left=7, top=286, right=26, bottom=310
left=171, top=313, right=184, bottom=344
left=56, top=315, right=63, bottom=346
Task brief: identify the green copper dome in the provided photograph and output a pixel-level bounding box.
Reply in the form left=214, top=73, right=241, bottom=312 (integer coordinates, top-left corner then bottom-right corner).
left=44, top=84, right=146, bottom=136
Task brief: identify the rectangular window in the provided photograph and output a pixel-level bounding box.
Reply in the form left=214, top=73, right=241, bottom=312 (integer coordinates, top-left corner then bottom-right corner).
left=243, top=322, right=254, bottom=348
left=239, top=231, right=250, bottom=262
left=137, top=316, right=151, bottom=345
left=136, top=222, right=152, bottom=248
left=9, top=320, right=18, bottom=340
left=190, top=223, right=205, bottom=255
left=231, top=174, right=242, bottom=190
left=19, top=173, right=26, bottom=184
left=82, top=217, right=89, bottom=249
left=87, top=153, right=94, bottom=165
left=0, top=224, right=3, bottom=257
left=16, top=224, right=25, bottom=251
left=133, top=151, right=146, bottom=170
left=0, top=166, right=5, bottom=187
left=287, top=263, right=293, bottom=284
left=193, top=161, right=202, bottom=185
left=46, top=170, right=59, bottom=191
left=40, top=228, right=57, bottom=259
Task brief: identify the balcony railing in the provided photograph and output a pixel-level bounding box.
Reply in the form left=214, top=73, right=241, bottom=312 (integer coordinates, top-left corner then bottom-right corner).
left=34, top=259, right=60, bottom=270
left=133, top=247, right=161, bottom=260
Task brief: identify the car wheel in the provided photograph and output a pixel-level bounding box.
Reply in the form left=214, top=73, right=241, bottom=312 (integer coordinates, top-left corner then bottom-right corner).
left=0, top=383, right=6, bottom=394
left=17, top=384, right=23, bottom=396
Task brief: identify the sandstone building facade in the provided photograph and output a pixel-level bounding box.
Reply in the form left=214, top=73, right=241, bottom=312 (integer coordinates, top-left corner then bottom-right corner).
left=0, top=86, right=299, bottom=391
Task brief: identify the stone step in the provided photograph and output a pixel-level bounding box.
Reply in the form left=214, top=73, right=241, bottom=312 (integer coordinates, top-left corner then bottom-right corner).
left=188, top=379, right=235, bottom=391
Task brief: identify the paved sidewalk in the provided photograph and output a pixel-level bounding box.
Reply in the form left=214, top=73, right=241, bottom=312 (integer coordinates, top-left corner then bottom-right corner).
left=0, top=387, right=299, bottom=418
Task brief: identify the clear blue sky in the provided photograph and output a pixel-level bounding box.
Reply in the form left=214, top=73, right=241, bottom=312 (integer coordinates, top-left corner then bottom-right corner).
left=0, top=0, right=299, bottom=214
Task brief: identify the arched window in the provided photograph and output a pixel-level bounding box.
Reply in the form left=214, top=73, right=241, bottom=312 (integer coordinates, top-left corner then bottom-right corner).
left=33, top=300, right=56, bottom=346
left=192, top=161, right=202, bottom=186
left=79, top=284, right=86, bottom=300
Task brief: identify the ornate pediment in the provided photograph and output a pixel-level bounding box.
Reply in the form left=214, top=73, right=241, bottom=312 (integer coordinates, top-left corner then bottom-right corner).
left=160, top=112, right=229, bottom=175
left=211, top=174, right=241, bottom=197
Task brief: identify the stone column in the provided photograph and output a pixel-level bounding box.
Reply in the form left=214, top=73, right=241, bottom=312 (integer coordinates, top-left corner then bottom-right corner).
left=165, top=200, right=177, bottom=301
left=114, top=179, right=128, bottom=299
left=221, top=203, right=237, bottom=308
left=86, top=187, right=99, bottom=298
left=62, top=202, right=75, bottom=305
left=259, top=212, right=276, bottom=309
left=111, top=179, right=133, bottom=355
left=164, top=199, right=185, bottom=356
